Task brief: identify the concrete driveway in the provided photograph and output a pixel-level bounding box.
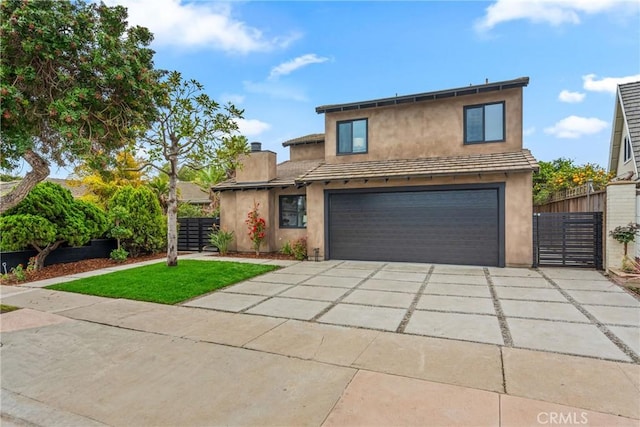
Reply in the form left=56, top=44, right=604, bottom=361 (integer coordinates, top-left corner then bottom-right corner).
left=1, top=256, right=639, bottom=426
left=185, top=258, right=640, bottom=363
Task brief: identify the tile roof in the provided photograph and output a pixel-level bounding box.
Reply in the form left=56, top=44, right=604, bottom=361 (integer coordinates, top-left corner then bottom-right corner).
left=316, top=77, right=529, bottom=114
left=1, top=178, right=210, bottom=204
left=296, top=150, right=538, bottom=183
left=176, top=181, right=210, bottom=204
left=282, top=133, right=325, bottom=147
left=619, top=81, right=640, bottom=174
left=213, top=159, right=323, bottom=191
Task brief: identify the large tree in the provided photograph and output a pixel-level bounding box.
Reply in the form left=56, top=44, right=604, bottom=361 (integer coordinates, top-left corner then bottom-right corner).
left=0, top=0, right=159, bottom=213
left=72, top=151, right=147, bottom=208
left=137, top=71, right=243, bottom=266
left=533, top=158, right=613, bottom=205
left=0, top=182, right=108, bottom=269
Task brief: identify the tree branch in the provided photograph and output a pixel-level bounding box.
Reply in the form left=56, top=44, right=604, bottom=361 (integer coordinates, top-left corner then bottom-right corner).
left=0, top=150, right=50, bottom=214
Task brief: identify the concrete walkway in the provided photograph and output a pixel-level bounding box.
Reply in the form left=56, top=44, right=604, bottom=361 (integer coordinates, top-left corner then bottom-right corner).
left=1, top=255, right=639, bottom=426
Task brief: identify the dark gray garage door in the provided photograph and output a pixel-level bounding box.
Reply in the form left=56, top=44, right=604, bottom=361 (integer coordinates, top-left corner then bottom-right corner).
left=327, top=186, right=503, bottom=266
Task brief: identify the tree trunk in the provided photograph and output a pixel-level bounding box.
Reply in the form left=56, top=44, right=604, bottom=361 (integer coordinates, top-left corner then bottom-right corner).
left=166, top=159, right=179, bottom=267
left=0, top=150, right=50, bottom=214
left=34, top=241, right=63, bottom=270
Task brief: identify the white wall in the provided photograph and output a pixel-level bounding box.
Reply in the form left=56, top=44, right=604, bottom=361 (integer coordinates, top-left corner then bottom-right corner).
left=605, top=182, right=637, bottom=271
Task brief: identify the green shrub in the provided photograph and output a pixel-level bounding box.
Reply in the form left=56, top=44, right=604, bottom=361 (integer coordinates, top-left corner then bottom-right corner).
left=292, top=237, right=307, bottom=261
left=11, top=264, right=26, bottom=281
left=209, top=228, right=234, bottom=255
left=0, top=182, right=107, bottom=269
left=280, top=241, right=293, bottom=256
left=108, top=186, right=166, bottom=256
left=110, top=248, right=129, bottom=262
left=0, top=214, right=56, bottom=251
left=177, top=203, right=205, bottom=218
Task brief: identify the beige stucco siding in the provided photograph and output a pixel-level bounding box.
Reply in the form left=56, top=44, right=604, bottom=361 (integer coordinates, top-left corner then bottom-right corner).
left=219, top=192, right=238, bottom=250
left=290, top=143, right=325, bottom=161
left=504, top=172, right=534, bottom=267
left=220, top=187, right=308, bottom=253
left=305, top=172, right=533, bottom=267
left=219, top=190, right=274, bottom=253
left=236, top=151, right=277, bottom=183
left=324, top=88, right=523, bottom=163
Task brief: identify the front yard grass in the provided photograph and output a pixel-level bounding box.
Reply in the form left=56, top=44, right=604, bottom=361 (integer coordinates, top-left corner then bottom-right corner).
left=1, top=304, right=21, bottom=313
left=46, top=260, right=279, bottom=305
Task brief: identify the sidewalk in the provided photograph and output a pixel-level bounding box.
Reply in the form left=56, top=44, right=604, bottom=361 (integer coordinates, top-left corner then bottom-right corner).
left=1, top=257, right=638, bottom=426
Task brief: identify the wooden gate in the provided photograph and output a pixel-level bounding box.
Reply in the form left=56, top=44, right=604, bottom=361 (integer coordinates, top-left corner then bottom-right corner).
left=533, top=212, right=603, bottom=269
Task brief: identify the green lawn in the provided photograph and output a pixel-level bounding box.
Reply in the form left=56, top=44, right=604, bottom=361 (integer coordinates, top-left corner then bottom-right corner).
left=0, top=304, right=21, bottom=313
left=46, top=260, right=279, bottom=305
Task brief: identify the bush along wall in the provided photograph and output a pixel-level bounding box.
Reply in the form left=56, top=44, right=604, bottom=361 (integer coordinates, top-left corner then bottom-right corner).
left=1, top=239, right=117, bottom=273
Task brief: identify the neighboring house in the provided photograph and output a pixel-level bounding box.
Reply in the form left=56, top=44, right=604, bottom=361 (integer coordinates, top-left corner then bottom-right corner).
left=0, top=178, right=87, bottom=199
left=214, top=77, right=539, bottom=267
left=607, top=80, right=640, bottom=264
left=176, top=181, right=211, bottom=206
left=609, top=80, right=640, bottom=181
left=0, top=178, right=208, bottom=207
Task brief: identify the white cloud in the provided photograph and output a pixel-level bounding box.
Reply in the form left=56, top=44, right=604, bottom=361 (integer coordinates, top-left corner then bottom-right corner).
left=544, top=115, right=608, bottom=139
left=243, top=80, right=308, bottom=102
left=475, top=0, right=628, bottom=32
left=237, top=118, right=271, bottom=137
left=103, top=0, right=299, bottom=53
left=558, top=90, right=585, bottom=103
left=269, top=54, right=329, bottom=80
left=523, top=126, right=536, bottom=137
left=582, top=73, right=640, bottom=94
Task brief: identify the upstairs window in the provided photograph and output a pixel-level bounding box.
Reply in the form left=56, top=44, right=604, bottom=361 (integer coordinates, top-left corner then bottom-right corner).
left=624, top=136, right=632, bottom=163
left=464, top=102, right=505, bottom=144
left=337, top=119, right=368, bottom=154
left=279, top=195, right=306, bottom=228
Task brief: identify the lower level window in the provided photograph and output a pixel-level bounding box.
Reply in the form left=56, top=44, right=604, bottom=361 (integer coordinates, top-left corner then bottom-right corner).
left=280, top=195, right=306, bottom=228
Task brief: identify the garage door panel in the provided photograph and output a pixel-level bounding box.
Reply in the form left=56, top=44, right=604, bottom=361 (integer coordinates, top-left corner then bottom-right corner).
left=328, top=188, right=501, bottom=266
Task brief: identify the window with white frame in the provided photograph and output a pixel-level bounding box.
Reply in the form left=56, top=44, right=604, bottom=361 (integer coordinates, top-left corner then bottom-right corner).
left=624, top=136, right=632, bottom=163
left=464, top=102, right=505, bottom=144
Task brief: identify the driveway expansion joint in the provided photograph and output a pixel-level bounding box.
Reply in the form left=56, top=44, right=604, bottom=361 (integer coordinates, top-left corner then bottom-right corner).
left=396, top=265, right=434, bottom=333
left=235, top=261, right=347, bottom=314
left=485, top=267, right=513, bottom=347
left=538, top=269, right=640, bottom=364
left=309, top=262, right=389, bottom=322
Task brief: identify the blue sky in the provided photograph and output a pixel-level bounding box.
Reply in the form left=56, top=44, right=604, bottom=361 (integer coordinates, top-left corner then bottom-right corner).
left=50, top=0, right=640, bottom=177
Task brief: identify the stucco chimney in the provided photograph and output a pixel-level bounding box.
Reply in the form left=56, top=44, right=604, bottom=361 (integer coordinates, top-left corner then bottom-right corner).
left=236, top=143, right=276, bottom=183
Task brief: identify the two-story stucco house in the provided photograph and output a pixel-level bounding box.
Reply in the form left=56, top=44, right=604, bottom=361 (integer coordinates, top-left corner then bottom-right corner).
left=214, top=77, right=538, bottom=267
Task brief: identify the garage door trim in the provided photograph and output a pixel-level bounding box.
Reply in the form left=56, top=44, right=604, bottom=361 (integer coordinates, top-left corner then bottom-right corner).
left=324, top=182, right=505, bottom=266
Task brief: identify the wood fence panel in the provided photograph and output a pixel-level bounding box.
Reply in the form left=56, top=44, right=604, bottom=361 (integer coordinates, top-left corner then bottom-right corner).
left=534, top=191, right=606, bottom=213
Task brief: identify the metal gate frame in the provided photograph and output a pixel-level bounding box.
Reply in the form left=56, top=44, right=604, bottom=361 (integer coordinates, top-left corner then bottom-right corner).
left=177, top=217, right=219, bottom=252
left=533, top=212, right=603, bottom=269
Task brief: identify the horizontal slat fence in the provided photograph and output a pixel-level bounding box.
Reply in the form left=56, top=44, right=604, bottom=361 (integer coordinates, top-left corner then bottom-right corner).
left=178, top=217, right=219, bottom=252
left=533, top=212, right=603, bottom=269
